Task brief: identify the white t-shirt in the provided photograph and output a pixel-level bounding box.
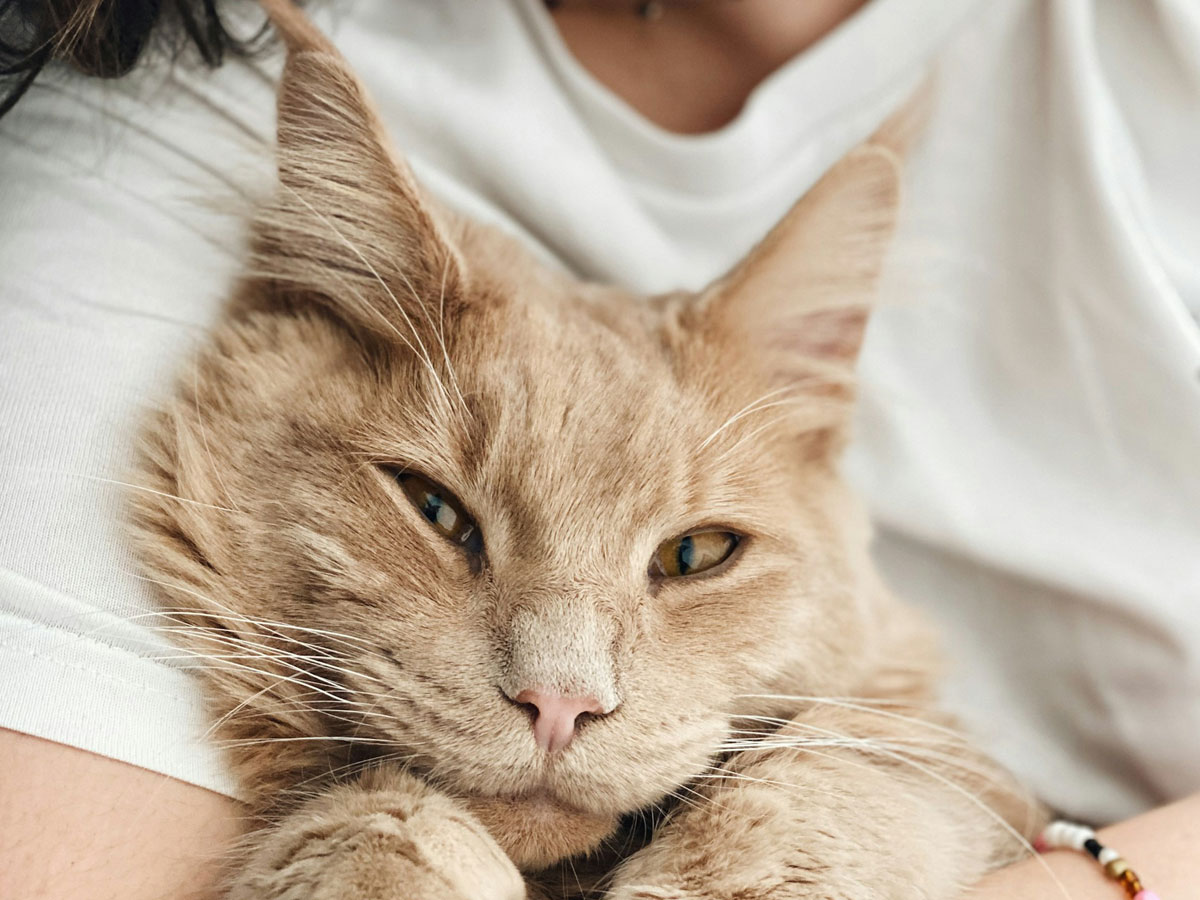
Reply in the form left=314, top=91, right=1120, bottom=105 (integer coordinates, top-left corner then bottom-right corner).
left=1, top=0, right=1197, bottom=823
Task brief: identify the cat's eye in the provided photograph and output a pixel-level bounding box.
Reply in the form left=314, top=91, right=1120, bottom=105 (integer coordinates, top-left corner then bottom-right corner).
left=652, top=531, right=740, bottom=578
left=395, top=473, right=484, bottom=554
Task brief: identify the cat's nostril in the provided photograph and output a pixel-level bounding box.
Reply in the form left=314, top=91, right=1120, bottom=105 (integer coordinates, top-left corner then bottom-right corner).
left=512, top=687, right=605, bottom=754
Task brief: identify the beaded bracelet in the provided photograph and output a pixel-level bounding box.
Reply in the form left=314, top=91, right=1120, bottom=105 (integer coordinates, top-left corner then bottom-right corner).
left=1036, top=820, right=1160, bottom=899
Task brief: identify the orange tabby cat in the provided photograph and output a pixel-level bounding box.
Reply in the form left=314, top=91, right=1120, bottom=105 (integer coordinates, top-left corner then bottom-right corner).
left=131, top=1, right=1043, bottom=897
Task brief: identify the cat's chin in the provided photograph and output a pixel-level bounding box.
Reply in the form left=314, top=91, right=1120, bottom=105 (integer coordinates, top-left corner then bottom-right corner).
left=462, top=790, right=621, bottom=870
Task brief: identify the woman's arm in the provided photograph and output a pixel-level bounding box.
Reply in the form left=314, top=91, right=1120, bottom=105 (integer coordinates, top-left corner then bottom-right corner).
left=971, top=791, right=1200, bottom=899
left=0, top=728, right=240, bottom=900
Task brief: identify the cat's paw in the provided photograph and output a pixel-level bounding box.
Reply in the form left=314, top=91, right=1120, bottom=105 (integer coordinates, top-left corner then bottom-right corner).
left=229, top=774, right=525, bottom=900
left=603, top=888, right=694, bottom=900
left=602, top=780, right=848, bottom=900
left=604, top=869, right=829, bottom=900
left=604, top=840, right=835, bottom=900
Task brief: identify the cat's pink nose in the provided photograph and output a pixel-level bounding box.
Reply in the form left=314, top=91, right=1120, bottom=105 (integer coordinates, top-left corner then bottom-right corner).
left=513, top=688, right=604, bottom=753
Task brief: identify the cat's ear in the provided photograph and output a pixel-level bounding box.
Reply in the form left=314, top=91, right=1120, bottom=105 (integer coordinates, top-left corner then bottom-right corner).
left=244, top=0, right=465, bottom=344
left=691, top=144, right=901, bottom=421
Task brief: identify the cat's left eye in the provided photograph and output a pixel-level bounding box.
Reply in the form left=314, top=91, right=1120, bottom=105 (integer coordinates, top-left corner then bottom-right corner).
left=394, top=472, right=484, bottom=554
left=652, top=530, right=740, bottom=578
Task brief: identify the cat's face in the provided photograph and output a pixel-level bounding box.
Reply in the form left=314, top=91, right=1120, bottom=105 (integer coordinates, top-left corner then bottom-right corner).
left=134, top=23, right=900, bottom=870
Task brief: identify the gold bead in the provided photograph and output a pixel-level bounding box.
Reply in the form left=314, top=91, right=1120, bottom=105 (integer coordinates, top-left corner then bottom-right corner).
left=1105, top=857, right=1130, bottom=879
left=1117, top=868, right=1143, bottom=895
left=637, top=1, right=664, bottom=21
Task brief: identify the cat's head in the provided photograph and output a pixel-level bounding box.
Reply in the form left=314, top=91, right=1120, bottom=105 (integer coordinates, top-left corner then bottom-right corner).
left=134, top=1, right=901, bottom=870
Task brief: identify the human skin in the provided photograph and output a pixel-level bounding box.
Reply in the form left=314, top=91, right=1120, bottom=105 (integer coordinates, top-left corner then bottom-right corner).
left=550, top=0, right=871, bottom=133
left=0, top=728, right=239, bottom=900
left=978, top=792, right=1199, bottom=899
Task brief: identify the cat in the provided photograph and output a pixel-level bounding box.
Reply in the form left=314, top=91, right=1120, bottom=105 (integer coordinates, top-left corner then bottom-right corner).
left=131, top=1, right=1044, bottom=897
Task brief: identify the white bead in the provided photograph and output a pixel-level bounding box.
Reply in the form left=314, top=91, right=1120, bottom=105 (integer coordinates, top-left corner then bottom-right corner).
left=1044, top=820, right=1096, bottom=851
left=1098, top=847, right=1120, bottom=865
left=1044, top=822, right=1065, bottom=846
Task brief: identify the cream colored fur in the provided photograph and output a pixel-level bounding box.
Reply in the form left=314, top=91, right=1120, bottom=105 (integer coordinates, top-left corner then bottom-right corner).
left=131, top=1, right=1044, bottom=897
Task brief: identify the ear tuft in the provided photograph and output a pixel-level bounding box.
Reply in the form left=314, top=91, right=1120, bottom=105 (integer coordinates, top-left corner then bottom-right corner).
left=260, top=0, right=337, bottom=54
left=237, top=0, right=465, bottom=350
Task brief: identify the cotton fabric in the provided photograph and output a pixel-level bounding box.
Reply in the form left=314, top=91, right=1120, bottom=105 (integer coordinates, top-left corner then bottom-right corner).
left=1, top=0, right=1197, bottom=822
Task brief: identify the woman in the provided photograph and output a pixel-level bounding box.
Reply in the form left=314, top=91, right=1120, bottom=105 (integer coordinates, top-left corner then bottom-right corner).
left=1, top=1, right=1197, bottom=897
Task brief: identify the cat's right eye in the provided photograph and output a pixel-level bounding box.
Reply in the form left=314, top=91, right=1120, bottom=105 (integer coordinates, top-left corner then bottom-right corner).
left=652, top=530, right=741, bottom=578
left=394, top=472, right=484, bottom=554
